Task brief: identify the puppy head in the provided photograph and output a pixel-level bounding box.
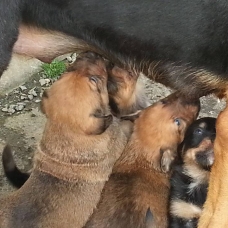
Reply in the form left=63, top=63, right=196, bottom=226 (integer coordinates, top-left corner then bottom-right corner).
left=180, top=117, right=216, bottom=171
left=134, top=92, right=200, bottom=172
left=41, top=52, right=112, bottom=135
left=107, top=64, right=150, bottom=117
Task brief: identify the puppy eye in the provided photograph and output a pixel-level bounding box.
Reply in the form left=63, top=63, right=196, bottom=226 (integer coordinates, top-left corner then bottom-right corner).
left=194, top=128, right=203, bottom=135
left=89, top=76, right=99, bottom=84
left=174, top=118, right=181, bottom=126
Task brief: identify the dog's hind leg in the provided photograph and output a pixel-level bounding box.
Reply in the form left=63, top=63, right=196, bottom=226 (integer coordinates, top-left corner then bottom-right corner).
left=198, top=93, right=228, bottom=228
left=13, top=25, right=104, bottom=64
left=0, top=0, right=21, bottom=77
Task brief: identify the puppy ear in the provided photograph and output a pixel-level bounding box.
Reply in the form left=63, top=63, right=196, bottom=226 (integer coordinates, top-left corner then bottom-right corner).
left=160, top=148, right=175, bottom=173
left=145, top=208, right=154, bottom=228
left=120, top=110, right=141, bottom=122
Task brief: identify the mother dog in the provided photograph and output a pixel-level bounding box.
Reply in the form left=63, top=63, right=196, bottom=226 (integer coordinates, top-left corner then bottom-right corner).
left=1, top=1, right=228, bottom=227
left=1, top=0, right=228, bottom=98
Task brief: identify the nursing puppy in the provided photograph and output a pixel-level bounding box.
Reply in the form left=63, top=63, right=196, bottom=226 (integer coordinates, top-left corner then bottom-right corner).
left=0, top=52, right=132, bottom=228
left=169, top=117, right=216, bottom=228
left=84, top=92, right=200, bottom=228
left=2, top=60, right=149, bottom=189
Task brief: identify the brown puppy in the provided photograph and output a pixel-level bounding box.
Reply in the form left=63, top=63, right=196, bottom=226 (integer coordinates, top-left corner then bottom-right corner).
left=84, top=92, right=200, bottom=228
left=0, top=52, right=132, bottom=228
left=2, top=58, right=148, bottom=189
left=198, top=93, right=228, bottom=228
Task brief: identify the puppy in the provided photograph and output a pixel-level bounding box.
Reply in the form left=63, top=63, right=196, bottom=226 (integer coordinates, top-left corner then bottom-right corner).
left=169, top=117, right=216, bottom=228
left=0, top=52, right=132, bottom=228
left=2, top=58, right=149, bottom=189
left=84, top=92, right=200, bottom=228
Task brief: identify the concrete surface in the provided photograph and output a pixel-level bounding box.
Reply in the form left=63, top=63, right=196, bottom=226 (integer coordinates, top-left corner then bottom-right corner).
left=0, top=54, right=42, bottom=96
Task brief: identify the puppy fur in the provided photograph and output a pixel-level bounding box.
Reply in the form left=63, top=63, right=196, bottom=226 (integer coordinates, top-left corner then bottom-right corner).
left=84, top=92, right=200, bottom=228
left=169, top=117, right=216, bottom=228
left=0, top=52, right=132, bottom=228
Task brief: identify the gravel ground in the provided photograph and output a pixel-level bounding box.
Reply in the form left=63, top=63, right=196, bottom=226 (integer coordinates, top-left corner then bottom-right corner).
left=0, top=63, right=226, bottom=197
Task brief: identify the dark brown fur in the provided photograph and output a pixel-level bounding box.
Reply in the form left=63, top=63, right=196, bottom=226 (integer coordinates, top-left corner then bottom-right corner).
left=0, top=52, right=132, bottom=228
left=84, top=92, right=200, bottom=228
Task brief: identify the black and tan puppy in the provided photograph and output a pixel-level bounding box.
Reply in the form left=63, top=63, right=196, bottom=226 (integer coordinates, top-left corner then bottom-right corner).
left=0, top=52, right=132, bottom=228
left=84, top=92, right=200, bottom=228
left=169, top=117, right=216, bottom=228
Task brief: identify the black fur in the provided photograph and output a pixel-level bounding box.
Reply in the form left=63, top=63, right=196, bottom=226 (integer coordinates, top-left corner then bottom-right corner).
left=169, top=117, right=216, bottom=228
left=1, top=1, right=228, bottom=97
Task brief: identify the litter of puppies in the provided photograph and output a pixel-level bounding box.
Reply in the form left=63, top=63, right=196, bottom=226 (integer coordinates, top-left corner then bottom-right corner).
left=0, top=52, right=224, bottom=228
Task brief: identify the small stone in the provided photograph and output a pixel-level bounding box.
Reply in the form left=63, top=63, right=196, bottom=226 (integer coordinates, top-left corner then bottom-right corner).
left=31, top=113, right=36, bottom=117
left=8, top=108, right=15, bottom=114
left=39, top=79, right=47, bottom=86
left=28, top=95, right=33, bottom=100
left=67, top=56, right=72, bottom=62
left=1, top=108, right=8, bottom=112
left=15, top=105, right=24, bottom=111
left=19, top=85, right=27, bottom=91
left=9, top=104, right=16, bottom=109
left=45, top=79, right=51, bottom=84
left=31, top=90, right=37, bottom=97
left=20, top=95, right=27, bottom=100
left=35, top=99, right=41, bottom=103
left=71, top=53, right=77, bottom=62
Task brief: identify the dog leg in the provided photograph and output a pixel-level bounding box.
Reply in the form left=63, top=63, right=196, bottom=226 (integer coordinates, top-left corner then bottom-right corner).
left=13, top=25, right=97, bottom=63
left=198, top=93, right=228, bottom=228
left=0, top=0, right=21, bottom=77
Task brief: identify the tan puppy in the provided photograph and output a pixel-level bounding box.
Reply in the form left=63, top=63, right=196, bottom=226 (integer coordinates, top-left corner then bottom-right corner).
left=0, top=52, right=132, bottom=228
left=198, top=92, right=228, bottom=228
left=2, top=59, right=148, bottom=189
left=84, top=92, right=200, bottom=228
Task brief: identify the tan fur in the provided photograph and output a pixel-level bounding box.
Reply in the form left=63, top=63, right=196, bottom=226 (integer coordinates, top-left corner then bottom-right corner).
left=198, top=91, right=228, bottom=228
left=0, top=53, right=132, bottom=228
left=170, top=200, right=202, bottom=219
left=84, top=92, right=199, bottom=228
left=183, top=139, right=213, bottom=194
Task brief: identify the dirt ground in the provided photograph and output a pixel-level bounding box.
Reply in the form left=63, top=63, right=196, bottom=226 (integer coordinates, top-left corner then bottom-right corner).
left=0, top=71, right=226, bottom=198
